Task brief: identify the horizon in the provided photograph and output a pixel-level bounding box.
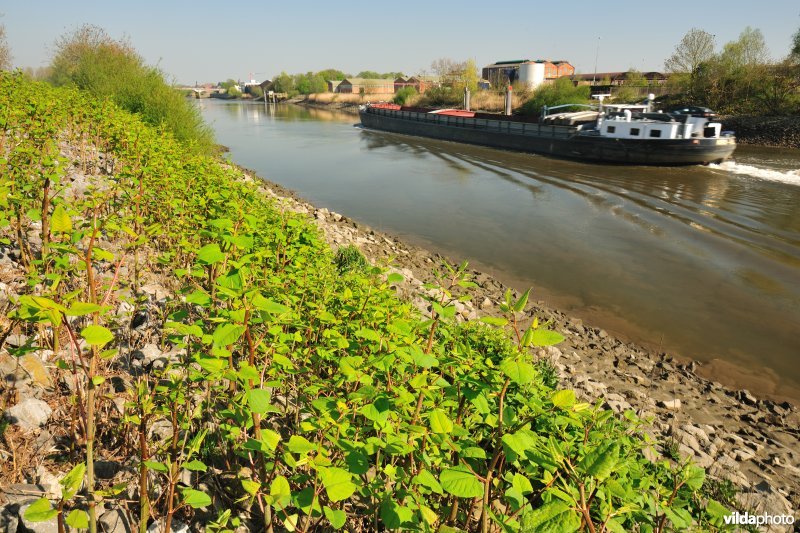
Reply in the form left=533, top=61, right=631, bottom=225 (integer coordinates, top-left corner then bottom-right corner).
left=3, top=1, right=799, bottom=85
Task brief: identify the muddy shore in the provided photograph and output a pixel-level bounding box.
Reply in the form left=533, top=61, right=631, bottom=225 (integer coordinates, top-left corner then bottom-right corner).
left=239, top=167, right=800, bottom=520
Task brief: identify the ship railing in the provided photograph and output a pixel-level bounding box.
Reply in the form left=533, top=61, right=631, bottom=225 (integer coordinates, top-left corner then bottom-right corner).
left=368, top=107, right=576, bottom=140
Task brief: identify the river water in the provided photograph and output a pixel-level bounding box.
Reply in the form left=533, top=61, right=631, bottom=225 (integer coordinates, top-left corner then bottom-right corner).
left=200, top=100, right=800, bottom=401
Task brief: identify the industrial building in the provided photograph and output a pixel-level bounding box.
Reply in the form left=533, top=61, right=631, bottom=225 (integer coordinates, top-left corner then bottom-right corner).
left=482, top=59, right=574, bottom=89
left=336, top=78, right=396, bottom=94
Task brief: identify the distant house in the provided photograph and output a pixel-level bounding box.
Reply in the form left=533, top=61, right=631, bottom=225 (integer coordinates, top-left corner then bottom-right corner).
left=405, top=76, right=441, bottom=94
left=337, top=78, right=395, bottom=95
left=327, top=80, right=342, bottom=93
left=482, top=59, right=574, bottom=89
left=394, top=77, right=411, bottom=92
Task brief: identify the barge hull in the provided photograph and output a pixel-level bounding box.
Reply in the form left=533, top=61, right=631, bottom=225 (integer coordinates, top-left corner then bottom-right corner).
left=359, top=108, right=736, bottom=166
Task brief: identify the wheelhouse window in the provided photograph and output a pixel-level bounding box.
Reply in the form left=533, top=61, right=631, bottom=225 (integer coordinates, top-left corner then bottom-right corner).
left=630, top=128, right=640, bottom=136
left=649, top=129, right=662, bottom=138
left=607, top=126, right=616, bottom=133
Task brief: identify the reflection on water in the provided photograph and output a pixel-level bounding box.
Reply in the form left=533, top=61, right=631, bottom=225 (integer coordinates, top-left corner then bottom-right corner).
left=201, top=101, right=800, bottom=400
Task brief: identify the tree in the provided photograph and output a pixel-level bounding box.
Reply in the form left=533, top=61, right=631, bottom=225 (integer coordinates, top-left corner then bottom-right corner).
left=356, top=70, right=382, bottom=79
left=719, top=26, right=768, bottom=68
left=271, top=71, right=296, bottom=96
left=317, top=68, right=347, bottom=81
left=664, top=28, right=715, bottom=74
left=792, top=26, right=800, bottom=61
left=0, top=18, right=10, bottom=71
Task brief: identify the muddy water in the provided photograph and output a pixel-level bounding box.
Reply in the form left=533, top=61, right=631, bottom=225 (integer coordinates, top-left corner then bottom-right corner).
left=201, top=100, right=800, bottom=401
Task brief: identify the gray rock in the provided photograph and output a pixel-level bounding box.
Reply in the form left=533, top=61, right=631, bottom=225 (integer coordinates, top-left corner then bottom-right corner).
left=94, top=460, right=121, bottom=480
left=147, top=518, right=190, bottom=533
left=1, top=485, right=47, bottom=505
left=657, top=398, right=682, bottom=411
left=0, top=503, right=20, bottom=533
left=6, top=398, right=52, bottom=430
left=732, top=448, right=756, bottom=462
left=99, top=508, right=133, bottom=533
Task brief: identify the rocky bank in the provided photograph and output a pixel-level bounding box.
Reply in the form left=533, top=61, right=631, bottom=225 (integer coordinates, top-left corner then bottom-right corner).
left=721, top=116, right=800, bottom=149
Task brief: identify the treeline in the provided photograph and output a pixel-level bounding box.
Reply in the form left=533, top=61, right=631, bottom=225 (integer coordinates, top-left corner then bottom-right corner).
left=664, top=26, right=800, bottom=115
left=270, top=69, right=404, bottom=97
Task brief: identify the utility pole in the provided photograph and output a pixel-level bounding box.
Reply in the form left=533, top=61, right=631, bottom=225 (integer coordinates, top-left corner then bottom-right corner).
left=592, top=37, right=600, bottom=86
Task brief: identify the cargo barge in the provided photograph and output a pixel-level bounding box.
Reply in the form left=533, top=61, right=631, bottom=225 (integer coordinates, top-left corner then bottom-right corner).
left=358, top=100, right=737, bottom=166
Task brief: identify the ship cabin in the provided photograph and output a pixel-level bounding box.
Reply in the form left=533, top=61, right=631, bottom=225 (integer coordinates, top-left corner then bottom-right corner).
left=598, top=104, right=722, bottom=140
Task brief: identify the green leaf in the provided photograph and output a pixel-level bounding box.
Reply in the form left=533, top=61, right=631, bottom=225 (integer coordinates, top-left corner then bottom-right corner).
left=182, top=488, right=212, bottom=508
left=65, top=302, right=104, bottom=316
left=324, top=506, right=347, bottom=529
left=320, top=467, right=356, bottom=502
left=242, top=479, right=261, bottom=496
left=197, top=243, right=225, bottom=265
left=212, top=323, right=245, bottom=347
left=195, top=355, right=227, bottom=374
left=512, top=287, right=531, bottom=312
left=551, top=390, right=576, bottom=409
left=684, top=465, right=705, bottom=491
left=287, top=435, right=315, bottom=454
left=65, top=509, right=89, bottom=529
left=529, top=329, right=565, bottom=347
left=184, top=460, right=207, bottom=472
left=80, top=325, right=114, bottom=347
left=413, top=469, right=443, bottom=495
left=428, top=409, right=453, bottom=434
left=525, top=501, right=581, bottom=532
left=60, top=462, right=86, bottom=500
left=440, top=467, right=483, bottom=498
left=662, top=506, right=692, bottom=529
left=270, top=475, right=291, bottom=510
left=345, top=451, right=370, bottom=475
left=92, top=247, right=114, bottom=261
left=252, top=293, right=291, bottom=314
left=262, top=429, right=281, bottom=452
left=247, top=388, right=272, bottom=414
left=51, top=204, right=72, bottom=234
left=185, top=290, right=211, bottom=306
left=579, top=442, right=619, bottom=481
left=144, top=460, right=169, bottom=473
left=380, top=498, right=413, bottom=529
left=23, top=498, right=57, bottom=522
left=386, top=272, right=404, bottom=284
left=480, top=316, right=508, bottom=327
left=500, top=357, right=535, bottom=385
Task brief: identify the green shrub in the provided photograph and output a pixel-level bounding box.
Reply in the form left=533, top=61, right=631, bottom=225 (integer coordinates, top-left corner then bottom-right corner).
left=334, top=244, right=368, bottom=272
left=393, top=86, right=418, bottom=105
left=48, top=24, right=214, bottom=154
left=519, top=77, right=591, bottom=117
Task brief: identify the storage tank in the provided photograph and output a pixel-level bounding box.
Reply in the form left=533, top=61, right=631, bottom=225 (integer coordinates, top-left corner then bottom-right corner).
left=518, top=62, right=545, bottom=89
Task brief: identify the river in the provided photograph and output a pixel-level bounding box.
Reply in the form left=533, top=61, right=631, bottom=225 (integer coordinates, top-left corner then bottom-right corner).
left=200, top=100, right=800, bottom=401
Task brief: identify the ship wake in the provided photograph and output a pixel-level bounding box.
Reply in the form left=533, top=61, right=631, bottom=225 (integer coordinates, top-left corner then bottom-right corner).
left=710, top=161, right=800, bottom=185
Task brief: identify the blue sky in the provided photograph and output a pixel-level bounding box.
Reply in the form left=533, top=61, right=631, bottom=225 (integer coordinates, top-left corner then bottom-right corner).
left=4, top=1, right=799, bottom=84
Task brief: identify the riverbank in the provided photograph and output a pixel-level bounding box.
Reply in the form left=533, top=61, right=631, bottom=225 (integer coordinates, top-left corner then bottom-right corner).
left=721, top=116, right=800, bottom=149
left=244, top=168, right=800, bottom=516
